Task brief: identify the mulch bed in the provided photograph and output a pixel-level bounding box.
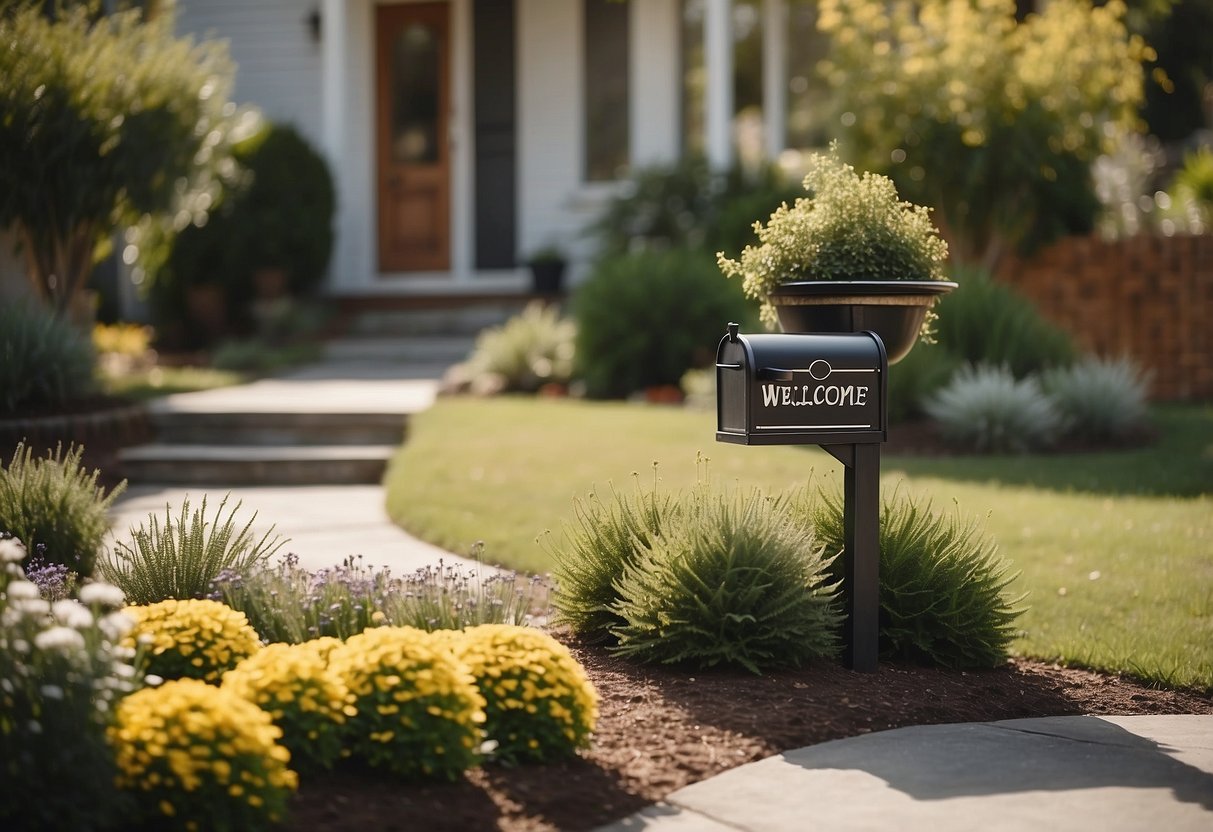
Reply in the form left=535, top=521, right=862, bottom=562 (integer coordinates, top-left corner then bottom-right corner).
left=286, top=640, right=1213, bottom=832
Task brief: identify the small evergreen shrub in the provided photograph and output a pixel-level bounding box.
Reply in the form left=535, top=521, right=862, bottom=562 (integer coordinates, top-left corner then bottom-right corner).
left=329, top=626, right=486, bottom=780
left=1041, top=356, right=1150, bottom=441
left=803, top=488, right=1025, bottom=669
left=109, top=679, right=297, bottom=832
left=433, top=625, right=599, bottom=764
left=0, top=299, right=96, bottom=415
left=210, top=552, right=543, bottom=644
left=150, top=122, right=335, bottom=344
left=924, top=365, right=1066, bottom=453
left=932, top=267, right=1075, bottom=378
left=550, top=475, right=674, bottom=642
left=222, top=642, right=353, bottom=775
left=574, top=249, right=755, bottom=398
left=1, top=539, right=138, bottom=832
left=610, top=487, right=842, bottom=674
left=453, top=302, right=576, bottom=394
left=0, top=442, right=124, bottom=577
left=102, top=494, right=285, bottom=604
left=586, top=155, right=800, bottom=258
left=124, top=598, right=262, bottom=683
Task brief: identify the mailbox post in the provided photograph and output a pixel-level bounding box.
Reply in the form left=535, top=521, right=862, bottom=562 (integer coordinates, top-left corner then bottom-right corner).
left=715, top=323, right=886, bottom=672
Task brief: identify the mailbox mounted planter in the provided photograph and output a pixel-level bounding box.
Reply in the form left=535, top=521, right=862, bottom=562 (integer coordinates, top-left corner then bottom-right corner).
left=769, top=280, right=957, bottom=365
left=716, top=324, right=888, bottom=447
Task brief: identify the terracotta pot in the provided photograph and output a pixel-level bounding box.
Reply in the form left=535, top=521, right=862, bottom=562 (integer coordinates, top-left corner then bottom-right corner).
left=769, top=280, right=957, bottom=364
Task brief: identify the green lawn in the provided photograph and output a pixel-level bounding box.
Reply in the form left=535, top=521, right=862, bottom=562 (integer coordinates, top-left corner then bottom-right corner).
left=385, top=398, right=1213, bottom=690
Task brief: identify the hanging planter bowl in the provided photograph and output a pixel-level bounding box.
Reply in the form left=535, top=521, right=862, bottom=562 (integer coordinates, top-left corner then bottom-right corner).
left=769, top=280, right=957, bottom=364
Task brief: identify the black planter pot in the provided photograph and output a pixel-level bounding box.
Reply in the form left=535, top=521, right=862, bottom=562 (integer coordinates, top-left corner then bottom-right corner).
left=769, top=280, right=957, bottom=364
left=529, top=260, right=567, bottom=296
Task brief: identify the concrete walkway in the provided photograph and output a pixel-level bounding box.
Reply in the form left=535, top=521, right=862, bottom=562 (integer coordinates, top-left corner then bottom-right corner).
left=106, top=356, right=475, bottom=575
left=107, top=351, right=1213, bottom=831
left=600, top=714, right=1213, bottom=831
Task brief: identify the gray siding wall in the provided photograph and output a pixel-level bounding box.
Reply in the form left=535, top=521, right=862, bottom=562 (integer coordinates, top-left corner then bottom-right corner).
left=176, top=0, right=323, bottom=146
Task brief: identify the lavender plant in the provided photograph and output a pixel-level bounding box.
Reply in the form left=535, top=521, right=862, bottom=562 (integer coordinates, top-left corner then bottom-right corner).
left=210, top=548, right=546, bottom=645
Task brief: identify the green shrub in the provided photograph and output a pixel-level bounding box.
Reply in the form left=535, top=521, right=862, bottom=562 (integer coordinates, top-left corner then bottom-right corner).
left=610, top=487, right=842, bottom=674
left=123, top=598, right=262, bottom=683
left=0, top=442, right=124, bottom=577
left=222, top=642, right=352, bottom=776
left=150, top=122, right=335, bottom=344
left=1, top=544, right=138, bottom=832
left=101, top=494, right=285, bottom=604
left=574, top=249, right=755, bottom=398
left=550, top=475, right=674, bottom=642
left=587, top=156, right=800, bottom=258
left=804, top=488, right=1025, bottom=669
left=210, top=551, right=544, bottom=644
left=924, top=365, right=1065, bottom=453
left=1170, top=147, right=1213, bottom=229
left=109, top=679, right=297, bottom=831
left=433, top=625, right=599, bottom=764
left=0, top=299, right=95, bottom=415
left=453, top=302, right=576, bottom=393
left=932, top=267, right=1075, bottom=378
left=329, top=626, right=485, bottom=780
left=1041, top=356, right=1151, bottom=441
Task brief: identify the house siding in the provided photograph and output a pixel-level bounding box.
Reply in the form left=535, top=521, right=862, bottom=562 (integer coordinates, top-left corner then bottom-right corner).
left=176, top=0, right=323, bottom=147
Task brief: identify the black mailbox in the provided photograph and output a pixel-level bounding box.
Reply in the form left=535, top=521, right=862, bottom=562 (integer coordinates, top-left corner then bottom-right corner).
left=716, top=323, right=887, bottom=446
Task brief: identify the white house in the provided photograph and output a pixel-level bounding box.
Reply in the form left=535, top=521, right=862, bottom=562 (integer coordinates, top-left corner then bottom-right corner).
left=167, top=0, right=833, bottom=301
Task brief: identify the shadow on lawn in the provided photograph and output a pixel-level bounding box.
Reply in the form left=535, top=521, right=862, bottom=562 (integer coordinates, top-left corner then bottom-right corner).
left=869, top=406, right=1213, bottom=498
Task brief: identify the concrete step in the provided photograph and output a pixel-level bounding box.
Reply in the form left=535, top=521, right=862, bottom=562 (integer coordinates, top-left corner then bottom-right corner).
left=343, top=302, right=530, bottom=337
left=117, top=443, right=397, bottom=486
left=322, top=335, right=477, bottom=366
left=147, top=410, right=408, bottom=447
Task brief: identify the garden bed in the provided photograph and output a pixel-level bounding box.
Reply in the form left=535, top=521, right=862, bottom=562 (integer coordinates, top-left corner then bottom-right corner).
left=287, top=638, right=1213, bottom=832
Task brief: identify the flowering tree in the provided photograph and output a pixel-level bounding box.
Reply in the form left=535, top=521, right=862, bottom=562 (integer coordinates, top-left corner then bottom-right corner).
left=817, top=0, right=1153, bottom=268
left=0, top=1, right=235, bottom=317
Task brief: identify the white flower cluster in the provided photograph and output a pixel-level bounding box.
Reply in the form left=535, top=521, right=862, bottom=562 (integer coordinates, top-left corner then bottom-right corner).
left=1, top=554, right=140, bottom=741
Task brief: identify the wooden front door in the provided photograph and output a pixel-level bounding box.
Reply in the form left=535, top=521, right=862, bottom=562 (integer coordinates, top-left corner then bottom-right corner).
left=376, top=2, right=451, bottom=273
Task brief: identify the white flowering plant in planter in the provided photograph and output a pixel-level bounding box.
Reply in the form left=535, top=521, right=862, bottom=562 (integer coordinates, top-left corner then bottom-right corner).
left=717, top=145, right=951, bottom=329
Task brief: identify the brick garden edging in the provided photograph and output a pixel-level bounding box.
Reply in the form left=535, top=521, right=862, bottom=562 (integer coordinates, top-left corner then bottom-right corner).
left=996, top=234, right=1213, bottom=400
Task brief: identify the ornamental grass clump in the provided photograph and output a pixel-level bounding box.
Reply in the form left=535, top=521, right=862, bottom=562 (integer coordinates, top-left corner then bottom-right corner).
left=109, top=679, right=297, bottom=832
left=329, top=626, right=486, bottom=779
left=717, top=145, right=949, bottom=328
left=454, top=301, right=577, bottom=394
left=550, top=473, right=674, bottom=642
left=0, top=441, right=125, bottom=577
left=924, top=364, right=1066, bottom=453
left=433, top=624, right=599, bottom=764
left=0, top=299, right=95, bottom=415
left=610, top=487, right=842, bottom=674
left=124, top=598, right=261, bottom=683
left=102, top=494, right=286, bottom=604
left=1040, top=356, right=1150, bottom=441
left=222, top=642, right=354, bottom=775
left=804, top=488, right=1026, bottom=669
left=1, top=536, right=139, bottom=832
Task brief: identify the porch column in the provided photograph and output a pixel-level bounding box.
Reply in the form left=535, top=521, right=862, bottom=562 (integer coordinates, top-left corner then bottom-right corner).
left=762, top=0, right=786, bottom=162
left=704, top=0, right=733, bottom=170
left=320, top=0, right=348, bottom=169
